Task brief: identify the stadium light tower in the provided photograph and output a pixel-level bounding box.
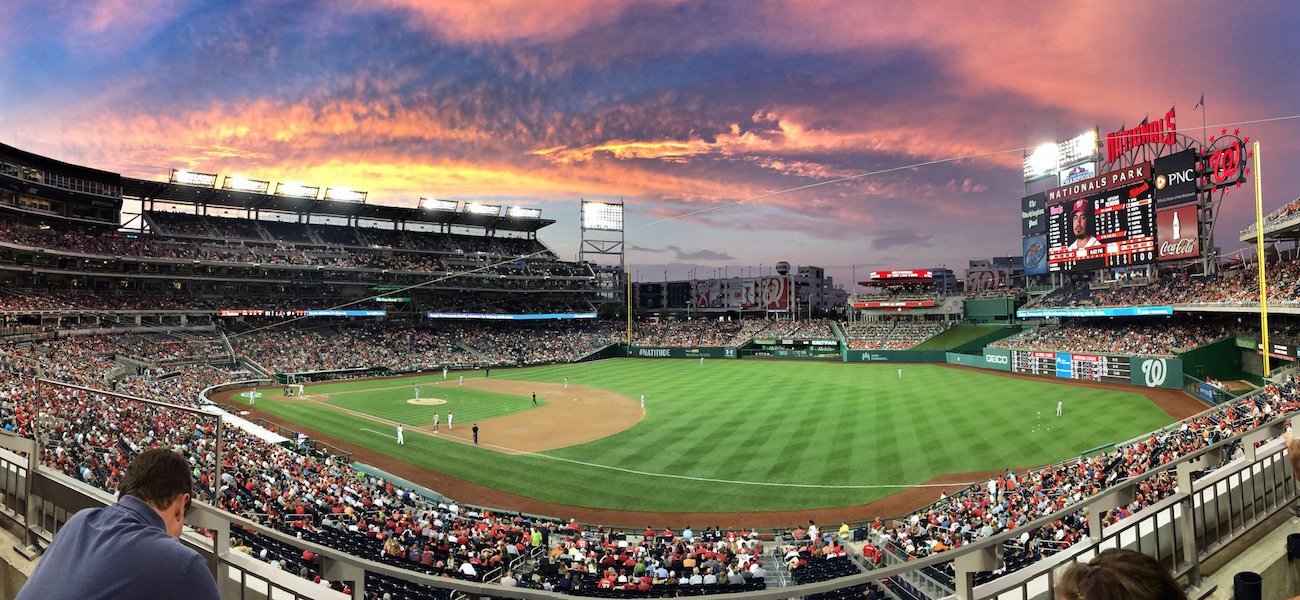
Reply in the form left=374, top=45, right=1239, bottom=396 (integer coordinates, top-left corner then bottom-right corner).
left=579, top=200, right=626, bottom=306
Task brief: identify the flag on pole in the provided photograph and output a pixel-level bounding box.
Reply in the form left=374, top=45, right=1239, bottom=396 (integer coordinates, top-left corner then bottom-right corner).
left=1194, top=94, right=1204, bottom=110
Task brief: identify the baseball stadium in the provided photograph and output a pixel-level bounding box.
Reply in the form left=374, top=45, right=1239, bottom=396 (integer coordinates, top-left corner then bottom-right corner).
left=5, top=5, right=1300, bottom=600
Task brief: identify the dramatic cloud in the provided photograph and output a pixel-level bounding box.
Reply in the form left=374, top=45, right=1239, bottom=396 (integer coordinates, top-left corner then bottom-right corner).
left=2, top=0, right=1298, bottom=291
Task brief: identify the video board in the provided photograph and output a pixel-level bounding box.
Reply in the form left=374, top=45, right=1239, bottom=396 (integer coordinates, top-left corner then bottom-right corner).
left=1047, top=179, right=1156, bottom=272
left=1009, top=350, right=1131, bottom=384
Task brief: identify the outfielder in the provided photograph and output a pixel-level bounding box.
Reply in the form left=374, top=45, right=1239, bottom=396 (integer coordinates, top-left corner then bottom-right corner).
left=249, top=387, right=256, bottom=406
left=897, top=368, right=903, bottom=380
left=396, top=424, right=405, bottom=445
left=443, top=366, right=448, bottom=380
left=1056, top=401, right=1063, bottom=417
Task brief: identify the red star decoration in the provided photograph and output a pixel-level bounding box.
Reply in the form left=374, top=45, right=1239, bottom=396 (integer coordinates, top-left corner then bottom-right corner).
left=1244, top=137, right=1250, bottom=144
left=1236, top=182, right=1244, bottom=188
left=1221, top=128, right=1228, bottom=135
left=1245, top=168, right=1252, bottom=176
left=1209, top=135, right=1216, bottom=143
left=1247, top=151, right=1254, bottom=159
left=1233, top=128, right=1240, bottom=135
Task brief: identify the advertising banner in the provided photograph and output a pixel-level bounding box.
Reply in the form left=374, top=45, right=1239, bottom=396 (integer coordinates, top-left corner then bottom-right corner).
left=1055, top=352, right=1073, bottom=378
left=1022, top=192, right=1047, bottom=237
left=1157, top=204, right=1200, bottom=261
left=1129, top=357, right=1184, bottom=389
left=1017, top=306, right=1173, bottom=318
left=761, top=276, right=789, bottom=310
left=965, top=268, right=1012, bottom=292
left=629, top=347, right=737, bottom=359
left=1022, top=235, right=1048, bottom=275
left=982, top=347, right=1012, bottom=371
left=694, top=280, right=710, bottom=308
left=1153, top=149, right=1199, bottom=207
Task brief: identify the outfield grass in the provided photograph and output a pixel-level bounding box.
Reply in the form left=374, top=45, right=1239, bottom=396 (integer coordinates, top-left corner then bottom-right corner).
left=250, top=359, right=1175, bottom=513
left=320, top=382, right=545, bottom=426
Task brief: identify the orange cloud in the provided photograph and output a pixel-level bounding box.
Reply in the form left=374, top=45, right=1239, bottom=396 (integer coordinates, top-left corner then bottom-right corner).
left=353, top=0, right=657, bottom=44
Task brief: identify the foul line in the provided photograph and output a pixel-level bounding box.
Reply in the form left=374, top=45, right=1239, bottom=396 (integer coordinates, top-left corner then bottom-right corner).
left=361, top=427, right=397, bottom=440
left=463, top=438, right=978, bottom=490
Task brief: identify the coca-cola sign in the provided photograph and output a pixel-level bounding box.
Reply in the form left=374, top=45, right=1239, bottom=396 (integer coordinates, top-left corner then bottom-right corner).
left=1157, top=204, right=1199, bottom=261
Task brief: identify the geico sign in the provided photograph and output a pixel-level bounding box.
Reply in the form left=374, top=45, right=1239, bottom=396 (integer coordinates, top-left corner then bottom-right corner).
left=985, top=354, right=1009, bottom=365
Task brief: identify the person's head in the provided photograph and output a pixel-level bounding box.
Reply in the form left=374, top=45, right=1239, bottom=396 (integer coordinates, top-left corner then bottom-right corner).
left=118, top=448, right=193, bottom=538
left=1071, top=199, right=1091, bottom=238
left=1057, top=548, right=1186, bottom=600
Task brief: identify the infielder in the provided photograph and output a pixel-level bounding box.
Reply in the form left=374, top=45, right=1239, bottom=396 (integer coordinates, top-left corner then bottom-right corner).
left=414, top=385, right=421, bottom=401
left=640, top=393, right=645, bottom=409
left=563, top=377, right=568, bottom=390
left=443, top=366, right=448, bottom=380
left=1056, top=401, right=1063, bottom=417
left=447, top=412, right=454, bottom=430
left=458, top=375, right=464, bottom=387
left=396, top=424, right=405, bottom=445
left=432, top=412, right=440, bottom=431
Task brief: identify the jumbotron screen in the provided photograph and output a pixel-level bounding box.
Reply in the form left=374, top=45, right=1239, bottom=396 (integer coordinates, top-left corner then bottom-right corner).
left=1047, top=180, right=1156, bottom=272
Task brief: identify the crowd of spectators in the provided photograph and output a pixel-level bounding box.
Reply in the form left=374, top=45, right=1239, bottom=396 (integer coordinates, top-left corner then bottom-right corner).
left=843, top=320, right=947, bottom=350
left=1241, top=198, right=1300, bottom=236
left=0, top=220, right=588, bottom=288
left=633, top=320, right=766, bottom=348
left=753, top=319, right=835, bottom=340
left=1035, top=261, right=1300, bottom=309
left=989, top=322, right=1227, bottom=357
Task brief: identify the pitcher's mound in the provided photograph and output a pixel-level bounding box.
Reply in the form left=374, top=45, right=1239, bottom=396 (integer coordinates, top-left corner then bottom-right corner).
left=406, top=398, right=449, bottom=405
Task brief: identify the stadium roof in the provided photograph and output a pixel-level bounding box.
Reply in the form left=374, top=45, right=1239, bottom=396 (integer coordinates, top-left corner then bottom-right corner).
left=1240, top=203, right=1300, bottom=244
left=122, top=177, right=554, bottom=232
left=0, top=142, right=120, bottom=185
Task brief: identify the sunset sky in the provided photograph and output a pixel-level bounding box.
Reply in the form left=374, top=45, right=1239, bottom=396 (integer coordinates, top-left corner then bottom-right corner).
left=2, top=1, right=1298, bottom=290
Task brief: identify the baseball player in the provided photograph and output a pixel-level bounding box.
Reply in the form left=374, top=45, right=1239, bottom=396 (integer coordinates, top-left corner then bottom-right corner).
left=532, top=392, right=537, bottom=406
left=249, top=387, right=256, bottom=406
left=297, top=383, right=304, bottom=396
left=447, top=412, right=454, bottom=430
left=700, top=357, right=704, bottom=366
left=432, top=412, right=440, bottom=431
left=396, top=424, right=405, bottom=445
left=563, top=376, right=568, bottom=390
left=414, top=385, right=421, bottom=401
left=897, top=368, right=903, bottom=380
left=640, top=394, right=645, bottom=409
left=1056, top=401, right=1063, bottom=417
left=458, top=375, right=464, bottom=387
left=443, top=366, right=448, bottom=380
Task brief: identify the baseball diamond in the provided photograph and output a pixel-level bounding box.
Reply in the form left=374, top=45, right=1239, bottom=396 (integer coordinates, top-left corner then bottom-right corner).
left=213, top=359, right=1191, bottom=518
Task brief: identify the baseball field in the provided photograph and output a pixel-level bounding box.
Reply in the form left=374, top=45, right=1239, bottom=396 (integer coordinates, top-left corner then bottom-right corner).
left=222, top=359, right=1195, bottom=521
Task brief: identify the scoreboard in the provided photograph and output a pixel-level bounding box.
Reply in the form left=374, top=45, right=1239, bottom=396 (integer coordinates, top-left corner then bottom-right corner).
left=1047, top=180, right=1157, bottom=272
left=1010, top=350, right=1131, bottom=384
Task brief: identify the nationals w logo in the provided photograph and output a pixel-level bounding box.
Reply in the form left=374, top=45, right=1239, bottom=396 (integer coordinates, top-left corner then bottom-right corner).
left=1141, top=359, right=1168, bottom=387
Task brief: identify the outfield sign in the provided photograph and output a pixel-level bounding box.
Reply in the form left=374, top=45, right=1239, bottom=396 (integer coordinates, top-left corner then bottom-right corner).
left=219, top=309, right=387, bottom=317
left=982, top=348, right=1011, bottom=371
left=1016, top=306, right=1173, bottom=318
left=628, top=346, right=737, bottom=359
left=426, top=312, right=598, bottom=320
left=1129, top=357, right=1183, bottom=389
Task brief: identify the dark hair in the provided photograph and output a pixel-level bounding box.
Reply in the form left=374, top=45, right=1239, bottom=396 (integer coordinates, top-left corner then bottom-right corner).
left=118, top=448, right=193, bottom=508
left=1057, top=548, right=1186, bottom=600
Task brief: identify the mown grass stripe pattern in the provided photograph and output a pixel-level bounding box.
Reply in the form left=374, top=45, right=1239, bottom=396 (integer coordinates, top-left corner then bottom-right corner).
left=250, top=359, right=1173, bottom=513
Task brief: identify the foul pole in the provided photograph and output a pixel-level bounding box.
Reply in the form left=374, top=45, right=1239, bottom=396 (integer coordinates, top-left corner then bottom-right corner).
left=626, top=261, right=632, bottom=345
left=1253, top=141, right=1270, bottom=377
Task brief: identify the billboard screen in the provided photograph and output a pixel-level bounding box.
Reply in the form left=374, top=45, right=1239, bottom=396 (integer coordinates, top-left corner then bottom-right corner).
left=1157, top=204, right=1200, bottom=261
left=1047, top=180, right=1156, bottom=272
left=965, top=268, right=1012, bottom=292
left=1022, top=235, right=1048, bottom=275
left=869, top=270, right=933, bottom=280
left=1152, top=149, right=1199, bottom=207
left=761, top=276, right=789, bottom=310
left=1021, top=192, right=1047, bottom=237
